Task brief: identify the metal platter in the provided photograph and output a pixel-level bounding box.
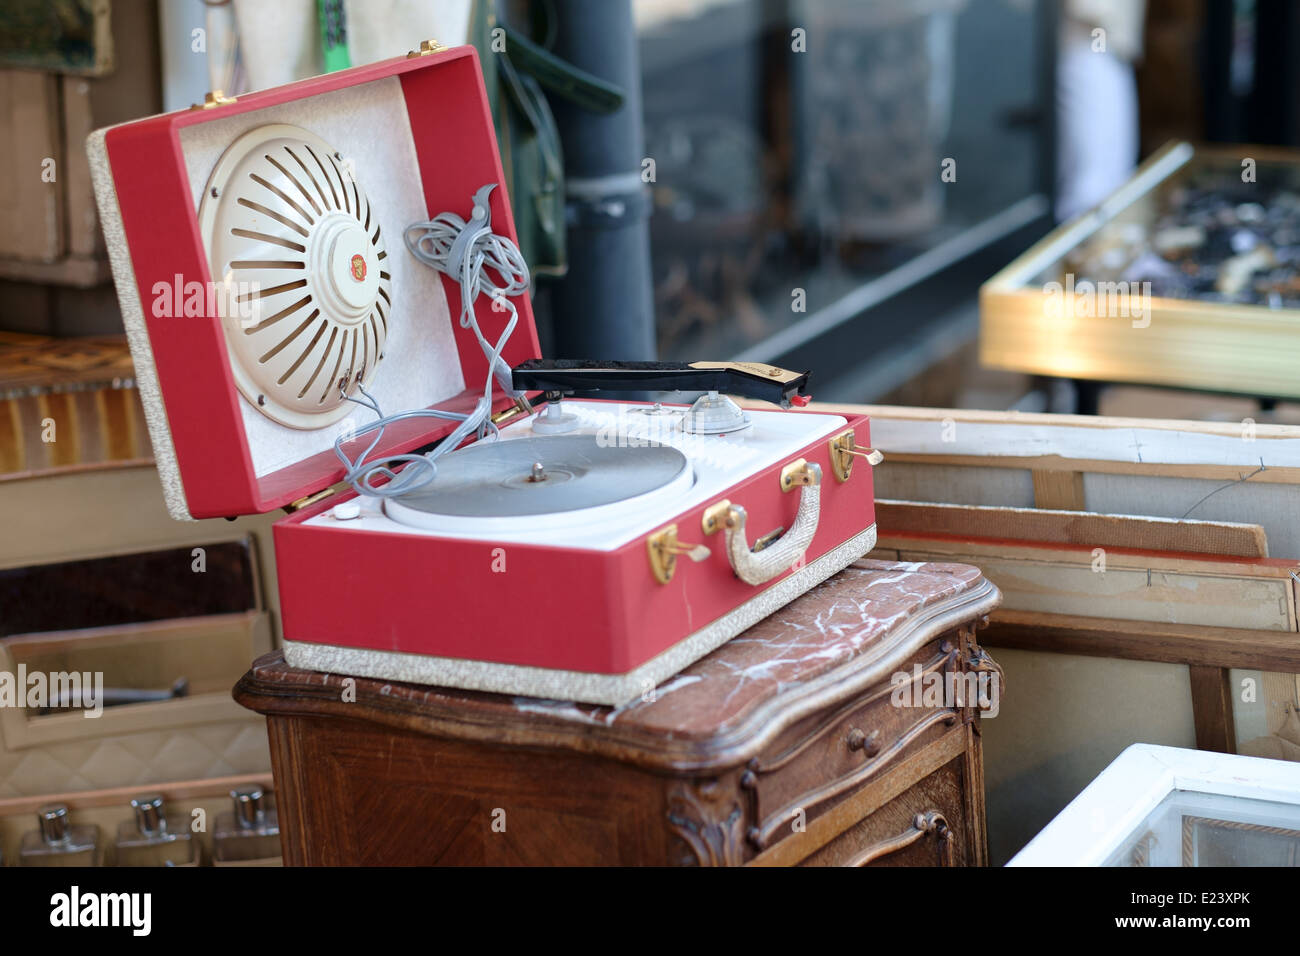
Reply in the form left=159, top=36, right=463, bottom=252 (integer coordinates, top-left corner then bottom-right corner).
left=382, top=436, right=693, bottom=532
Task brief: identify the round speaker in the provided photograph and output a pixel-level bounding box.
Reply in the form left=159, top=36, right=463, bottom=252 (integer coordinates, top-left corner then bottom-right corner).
left=198, top=124, right=391, bottom=429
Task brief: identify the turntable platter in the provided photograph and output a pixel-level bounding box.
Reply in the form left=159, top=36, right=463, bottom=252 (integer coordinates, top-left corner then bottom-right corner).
left=382, top=436, right=693, bottom=533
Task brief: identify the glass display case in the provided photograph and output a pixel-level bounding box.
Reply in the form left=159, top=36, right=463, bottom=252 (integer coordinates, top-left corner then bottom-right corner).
left=1108, top=791, right=1300, bottom=867
left=981, top=141, right=1300, bottom=400
left=1009, top=743, right=1300, bottom=867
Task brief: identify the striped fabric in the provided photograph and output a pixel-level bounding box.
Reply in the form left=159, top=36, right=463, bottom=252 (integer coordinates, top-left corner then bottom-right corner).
left=0, top=332, right=151, bottom=477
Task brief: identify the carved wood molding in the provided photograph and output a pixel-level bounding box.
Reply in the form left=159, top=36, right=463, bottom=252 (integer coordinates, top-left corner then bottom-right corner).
left=745, top=706, right=958, bottom=850
left=667, top=777, right=747, bottom=866
left=957, top=620, right=1003, bottom=732
left=747, top=642, right=959, bottom=777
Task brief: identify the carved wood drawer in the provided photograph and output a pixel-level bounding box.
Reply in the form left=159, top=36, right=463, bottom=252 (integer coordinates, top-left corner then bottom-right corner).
left=742, top=633, right=965, bottom=852
left=798, top=754, right=971, bottom=866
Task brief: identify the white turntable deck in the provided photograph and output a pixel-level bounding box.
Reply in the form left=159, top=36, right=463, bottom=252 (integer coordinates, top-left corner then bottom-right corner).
left=304, top=400, right=847, bottom=550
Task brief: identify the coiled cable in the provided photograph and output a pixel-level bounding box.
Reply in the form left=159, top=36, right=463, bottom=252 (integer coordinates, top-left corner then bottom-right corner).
left=332, top=185, right=528, bottom=499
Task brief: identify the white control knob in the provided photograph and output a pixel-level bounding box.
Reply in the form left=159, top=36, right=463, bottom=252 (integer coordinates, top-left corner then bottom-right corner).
left=332, top=501, right=362, bottom=520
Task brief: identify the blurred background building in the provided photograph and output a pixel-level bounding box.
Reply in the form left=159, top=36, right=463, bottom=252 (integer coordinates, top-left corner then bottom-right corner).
left=3, top=0, right=1300, bottom=871
left=1, top=0, right=1299, bottom=412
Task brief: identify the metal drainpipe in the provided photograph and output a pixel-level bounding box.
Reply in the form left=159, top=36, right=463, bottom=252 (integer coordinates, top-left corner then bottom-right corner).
left=548, top=0, right=657, bottom=361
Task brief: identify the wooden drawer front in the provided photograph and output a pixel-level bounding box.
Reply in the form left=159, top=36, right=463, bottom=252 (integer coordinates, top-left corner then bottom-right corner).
left=743, top=634, right=964, bottom=851
left=799, top=754, right=970, bottom=867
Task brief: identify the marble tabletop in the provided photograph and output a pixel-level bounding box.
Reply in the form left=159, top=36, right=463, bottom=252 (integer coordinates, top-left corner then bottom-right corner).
left=239, top=559, right=997, bottom=768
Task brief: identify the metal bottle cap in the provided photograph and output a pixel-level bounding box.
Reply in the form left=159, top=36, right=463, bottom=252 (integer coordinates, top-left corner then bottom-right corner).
left=230, top=787, right=265, bottom=828
left=38, top=803, right=70, bottom=844
left=131, top=794, right=167, bottom=836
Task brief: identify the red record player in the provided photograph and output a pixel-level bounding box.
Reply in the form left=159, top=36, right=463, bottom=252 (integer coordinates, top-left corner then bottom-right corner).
left=88, top=42, right=879, bottom=705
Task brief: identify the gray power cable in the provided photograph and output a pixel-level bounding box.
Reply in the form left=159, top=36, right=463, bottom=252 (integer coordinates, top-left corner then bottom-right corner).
left=332, top=184, right=530, bottom=499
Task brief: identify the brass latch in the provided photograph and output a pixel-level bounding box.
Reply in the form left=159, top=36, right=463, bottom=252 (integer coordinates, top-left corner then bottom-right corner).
left=191, top=90, right=237, bottom=110
left=829, top=429, right=883, bottom=482
left=407, top=39, right=448, bottom=58
left=751, top=526, right=786, bottom=553
left=647, top=523, right=710, bottom=584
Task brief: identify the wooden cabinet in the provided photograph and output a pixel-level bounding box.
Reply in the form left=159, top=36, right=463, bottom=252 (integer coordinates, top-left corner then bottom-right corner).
left=800, top=756, right=974, bottom=866
left=234, top=559, right=1002, bottom=866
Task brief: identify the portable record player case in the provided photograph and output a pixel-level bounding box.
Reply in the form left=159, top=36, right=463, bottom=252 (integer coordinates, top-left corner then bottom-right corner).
left=88, top=43, right=879, bottom=705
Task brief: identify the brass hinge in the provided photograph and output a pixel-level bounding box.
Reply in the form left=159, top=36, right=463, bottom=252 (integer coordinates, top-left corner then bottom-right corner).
left=407, top=38, right=447, bottom=58
left=191, top=89, right=237, bottom=110
left=285, top=487, right=335, bottom=513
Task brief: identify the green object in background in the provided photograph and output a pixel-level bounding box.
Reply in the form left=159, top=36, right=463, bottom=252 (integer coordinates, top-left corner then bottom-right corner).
left=318, top=0, right=351, bottom=73
left=468, top=0, right=627, bottom=280
left=497, top=24, right=623, bottom=116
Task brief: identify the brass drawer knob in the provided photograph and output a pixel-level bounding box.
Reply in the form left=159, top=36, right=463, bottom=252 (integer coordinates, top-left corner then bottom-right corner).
left=846, top=727, right=881, bottom=757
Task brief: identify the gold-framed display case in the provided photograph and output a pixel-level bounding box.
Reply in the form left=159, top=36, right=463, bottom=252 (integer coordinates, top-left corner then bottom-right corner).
left=980, top=141, right=1300, bottom=398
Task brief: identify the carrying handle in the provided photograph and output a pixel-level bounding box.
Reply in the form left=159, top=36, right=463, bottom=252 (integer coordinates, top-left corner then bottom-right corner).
left=722, top=463, right=822, bottom=585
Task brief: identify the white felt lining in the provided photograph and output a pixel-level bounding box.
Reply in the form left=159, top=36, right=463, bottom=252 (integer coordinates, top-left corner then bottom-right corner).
left=177, top=76, right=465, bottom=478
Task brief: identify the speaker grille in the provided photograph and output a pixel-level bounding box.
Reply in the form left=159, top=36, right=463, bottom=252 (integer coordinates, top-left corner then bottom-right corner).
left=198, top=124, right=391, bottom=429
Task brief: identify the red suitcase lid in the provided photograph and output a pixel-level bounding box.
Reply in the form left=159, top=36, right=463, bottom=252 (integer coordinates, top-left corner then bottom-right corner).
left=88, top=44, right=540, bottom=520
